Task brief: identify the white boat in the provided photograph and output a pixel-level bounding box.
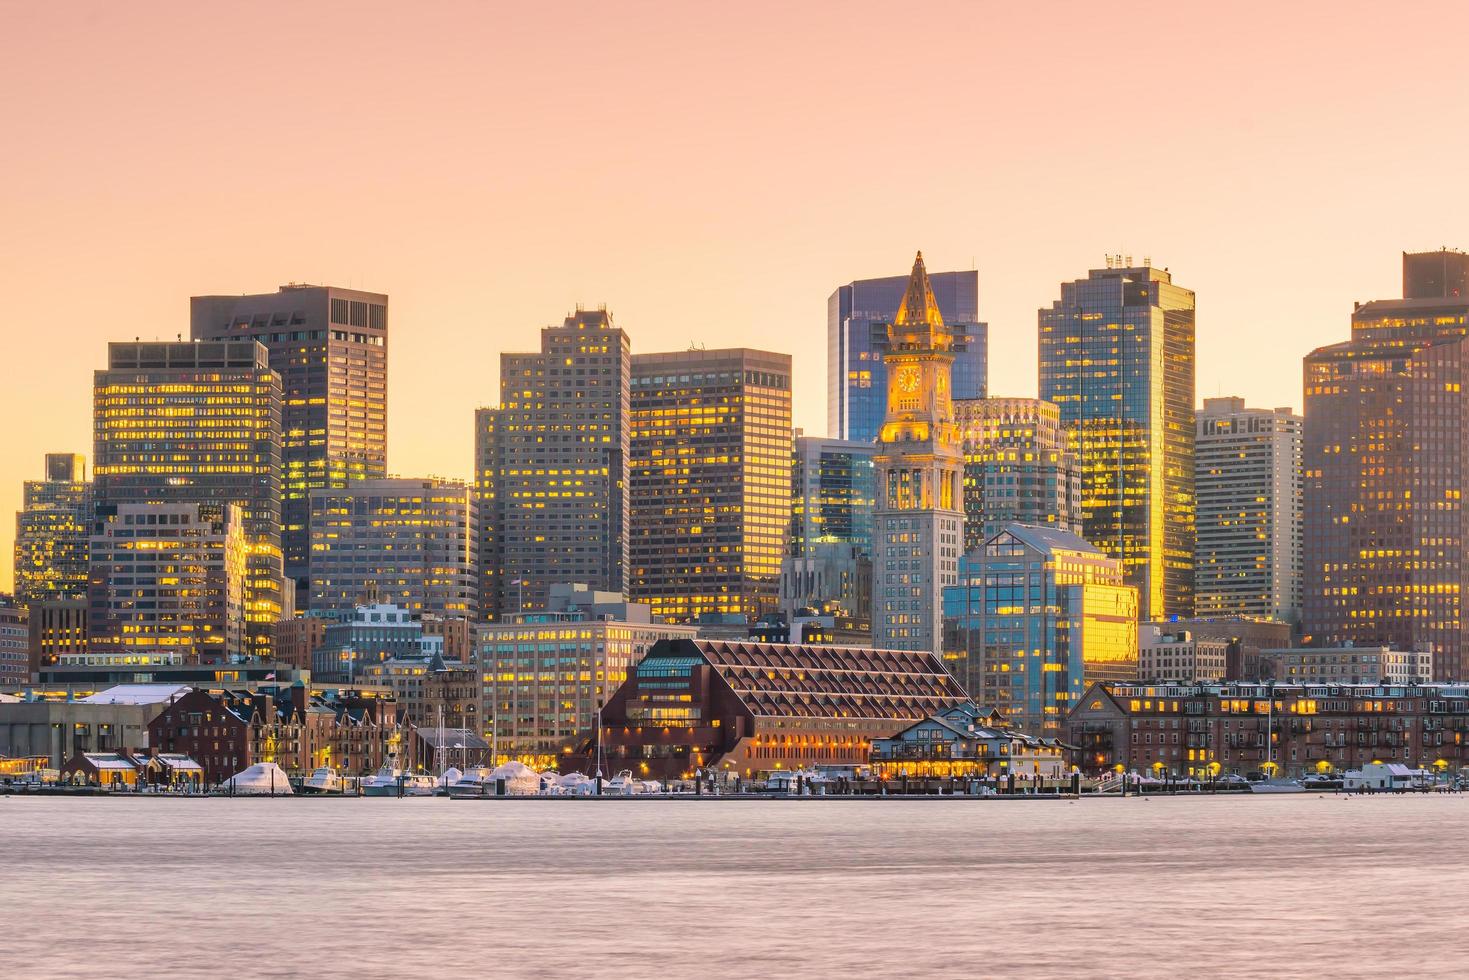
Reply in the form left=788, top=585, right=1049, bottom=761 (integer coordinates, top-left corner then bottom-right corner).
left=446, top=767, right=495, bottom=797
left=604, top=769, right=638, bottom=795
left=1250, top=779, right=1306, bottom=794
left=222, top=762, right=294, bottom=796
left=361, top=764, right=438, bottom=797
left=303, top=767, right=343, bottom=793
left=487, top=761, right=541, bottom=796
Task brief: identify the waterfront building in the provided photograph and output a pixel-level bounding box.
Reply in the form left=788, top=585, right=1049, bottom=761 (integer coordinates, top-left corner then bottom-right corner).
left=0, top=599, right=27, bottom=689
left=1067, top=678, right=1469, bottom=778
left=872, top=253, right=965, bottom=653
left=148, top=685, right=406, bottom=783
left=829, top=268, right=986, bottom=442
left=944, top=524, right=1138, bottom=736
left=312, top=603, right=436, bottom=683
left=475, top=309, right=631, bottom=620
left=1194, top=397, right=1302, bottom=623
left=13, top=453, right=91, bottom=609
left=0, top=683, right=190, bottom=771
left=954, top=397, right=1081, bottom=550
left=629, top=348, right=793, bottom=623
left=26, top=599, right=87, bottom=679
left=1259, top=646, right=1433, bottom=686
left=1038, top=259, right=1196, bottom=621
left=93, top=341, right=284, bottom=659
left=1143, top=617, right=1294, bottom=682
left=871, top=702, right=1069, bottom=779
left=595, top=637, right=969, bottom=781
left=308, top=478, right=477, bottom=619
left=191, top=285, right=388, bottom=606
left=1303, top=249, right=1469, bottom=680
left=87, top=502, right=247, bottom=665
left=478, top=589, right=697, bottom=766
left=33, top=659, right=307, bottom=695
left=1138, top=625, right=1228, bottom=683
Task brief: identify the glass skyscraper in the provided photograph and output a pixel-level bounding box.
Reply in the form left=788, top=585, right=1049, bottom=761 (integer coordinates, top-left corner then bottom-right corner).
left=954, top=397, right=1081, bottom=551
left=191, top=285, right=388, bottom=607
left=13, top=453, right=91, bottom=608
left=1038, top=261, right=1196, bottom=622
left=93, top=341, right=284, bottom=660
left=829, top=269, right=985, bottom=443
left=787, top=436, right=877, bottom=558
left=1303, top=250, right=1469, bottom=679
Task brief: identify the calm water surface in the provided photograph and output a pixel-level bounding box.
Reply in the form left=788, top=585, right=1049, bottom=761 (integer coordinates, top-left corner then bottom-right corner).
left=5, top=794, right=1467, bottom=978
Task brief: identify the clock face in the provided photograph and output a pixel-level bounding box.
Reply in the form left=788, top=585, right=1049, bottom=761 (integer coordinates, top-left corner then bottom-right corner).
left=896, top=366, right=920, bottom=393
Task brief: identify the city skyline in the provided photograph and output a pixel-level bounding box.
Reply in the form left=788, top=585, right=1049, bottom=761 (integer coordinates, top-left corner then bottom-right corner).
left=7, top=3, right=1469, bottom=589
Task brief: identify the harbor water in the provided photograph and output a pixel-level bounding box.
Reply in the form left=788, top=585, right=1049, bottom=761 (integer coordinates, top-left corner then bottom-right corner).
left=5, top=793, right=1467, bottom=978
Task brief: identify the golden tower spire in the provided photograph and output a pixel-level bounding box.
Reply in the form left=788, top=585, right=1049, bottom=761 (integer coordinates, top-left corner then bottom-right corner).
left=891, top=250, right=949, bottom=349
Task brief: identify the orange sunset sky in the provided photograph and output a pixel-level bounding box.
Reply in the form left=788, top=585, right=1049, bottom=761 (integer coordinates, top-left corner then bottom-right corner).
left=4, top=1, right=1469, bottom=589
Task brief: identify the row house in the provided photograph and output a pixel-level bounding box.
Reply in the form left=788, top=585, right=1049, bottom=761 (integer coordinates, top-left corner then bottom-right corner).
left=1066, top=680, right=1469, bottom=778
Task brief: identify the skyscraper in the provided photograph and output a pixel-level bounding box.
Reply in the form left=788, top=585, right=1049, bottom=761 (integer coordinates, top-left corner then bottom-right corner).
left=93, top=341, right=284, bottom=659
left=1194, top=397, right=1302, bottom=624
left=872, top=253, right=965, bottom=654
left=88, top=502, right=247, bottom=665
left=1304, top=250, right=1469, bottom=679
left=954, top=397, right=1081, bottom=551
left=191, top=285, right=388, bottom=606
left=475, top=310, right=630, bottom=620
left=308, top=478, right=477, bottom=619
left=629, top=348, right=793, bottom=623
left=13, top=453, right=91, bottom=608
left=829, top=269, right=985, bottom=443
left=1038, top=260, right=1196, bottom=621
left=787, top=435, right=877, bottom=558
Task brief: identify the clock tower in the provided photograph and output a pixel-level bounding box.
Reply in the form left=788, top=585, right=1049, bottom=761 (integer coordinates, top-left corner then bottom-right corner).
left=872, top=252, right=965, bottom=656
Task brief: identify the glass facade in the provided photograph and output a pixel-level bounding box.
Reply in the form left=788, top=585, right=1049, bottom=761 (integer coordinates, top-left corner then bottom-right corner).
left=955, top=397, right=1081, bottom=551
left=1303, top=252, right=1469, bottom=680
left=829, top=269, right=985, bottom=443
left=1038, top=262, right=1195, bottom=621
left=192, top=286, right=388, bottom=606
left=14, top=453, right=91, bottom=608
left=944, top=524, right=1138, bottom=735
left=93, top=341, right=284, bottom=660
left=629, top=349, right=793, bottom=623
left=788, top=436, right=876, bottom=557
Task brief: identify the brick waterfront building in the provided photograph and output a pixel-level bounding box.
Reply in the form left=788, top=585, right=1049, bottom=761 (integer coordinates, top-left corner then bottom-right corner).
left=1068, top=680, right=1469, bottom=778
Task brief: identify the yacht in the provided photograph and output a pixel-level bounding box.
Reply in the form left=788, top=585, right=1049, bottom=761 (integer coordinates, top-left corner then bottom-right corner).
left=361, top=764, right=438, bottom=797
left=302, top=767, right=343, bottom=793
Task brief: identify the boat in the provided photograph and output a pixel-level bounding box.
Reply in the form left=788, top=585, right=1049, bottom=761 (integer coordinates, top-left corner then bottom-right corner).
left=302, top=767, right=343, bottom=793
left=361, top=763, right=438, bottom=797
left=221, top=762, right=294, bottom=796
left=604, top=769, right=638, bottom=795
left=1249, top=779, right=1306, bottom=794
left=446, top=767, right=495, bottom=797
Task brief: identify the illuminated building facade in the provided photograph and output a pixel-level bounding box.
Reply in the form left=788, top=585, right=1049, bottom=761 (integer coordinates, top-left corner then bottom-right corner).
left=954, top=397, right=1081, bottom=551
left=788, top=436, right=876, bottom=558
left=1038, top=260, right=1195, bottom=621
left=191, top=285, right=388, bottom=607
left=93, top=341, right=284, bottom=659
left=1138, top=625, right=1228, bottom=683
left=944, top=523, right=1138, bottom=736
left=1303, top=250, right=1469, bottom=680
left=13, top=453, right=92, bottom=609
left=27, top=599, right=87, bottom=678
left=872, top=253, right=965, bottom=653
left=629, top=348, right=793, bottom=623
left=87, top=502, right=247, bottom=665
left=1194, top=397, right=1302, bottom=623
left=478, top=608, right=697, bottom=766
left=0, top=599, right=27, bottom=688
left=1068, top=679, right=1469, bottom=777
left=476, top=310, right=630, bottom=620
left=595, top=637, right=969, bottom=780
left=313, top=604, right=436, bottom=683
left=828, top=269, right=985, bottom=442
left=308, top=478, right=477, bottom=620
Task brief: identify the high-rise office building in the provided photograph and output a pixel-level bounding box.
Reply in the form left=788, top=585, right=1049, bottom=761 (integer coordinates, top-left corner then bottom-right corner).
left=87, top=502, right=247, bottom=665
left=629, top=348, right=793, bottom=623
left=1039, top=259, right=1196, bottom=621
left=191, top=285, right=388, bottom=606
left=476, top=310, right=630, bottom=620
left=93, top=341, right=284, bottom=659
left=944, top=524, right=1138, bottom=735
left=1303, top=250, right=1469, bottom=679
left=1194, top=397, right=1302, bottom=624
left=954, top=397, right=1081, bottom=551
left=13, top=453, right=91, bottom=608
left=779, top=435, right=876, bottom=620
left=829, top=269, right=986, bottom=443
left=872, top=253, right=965, bottom=653
left=308, top=477, right=477, bottom=620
